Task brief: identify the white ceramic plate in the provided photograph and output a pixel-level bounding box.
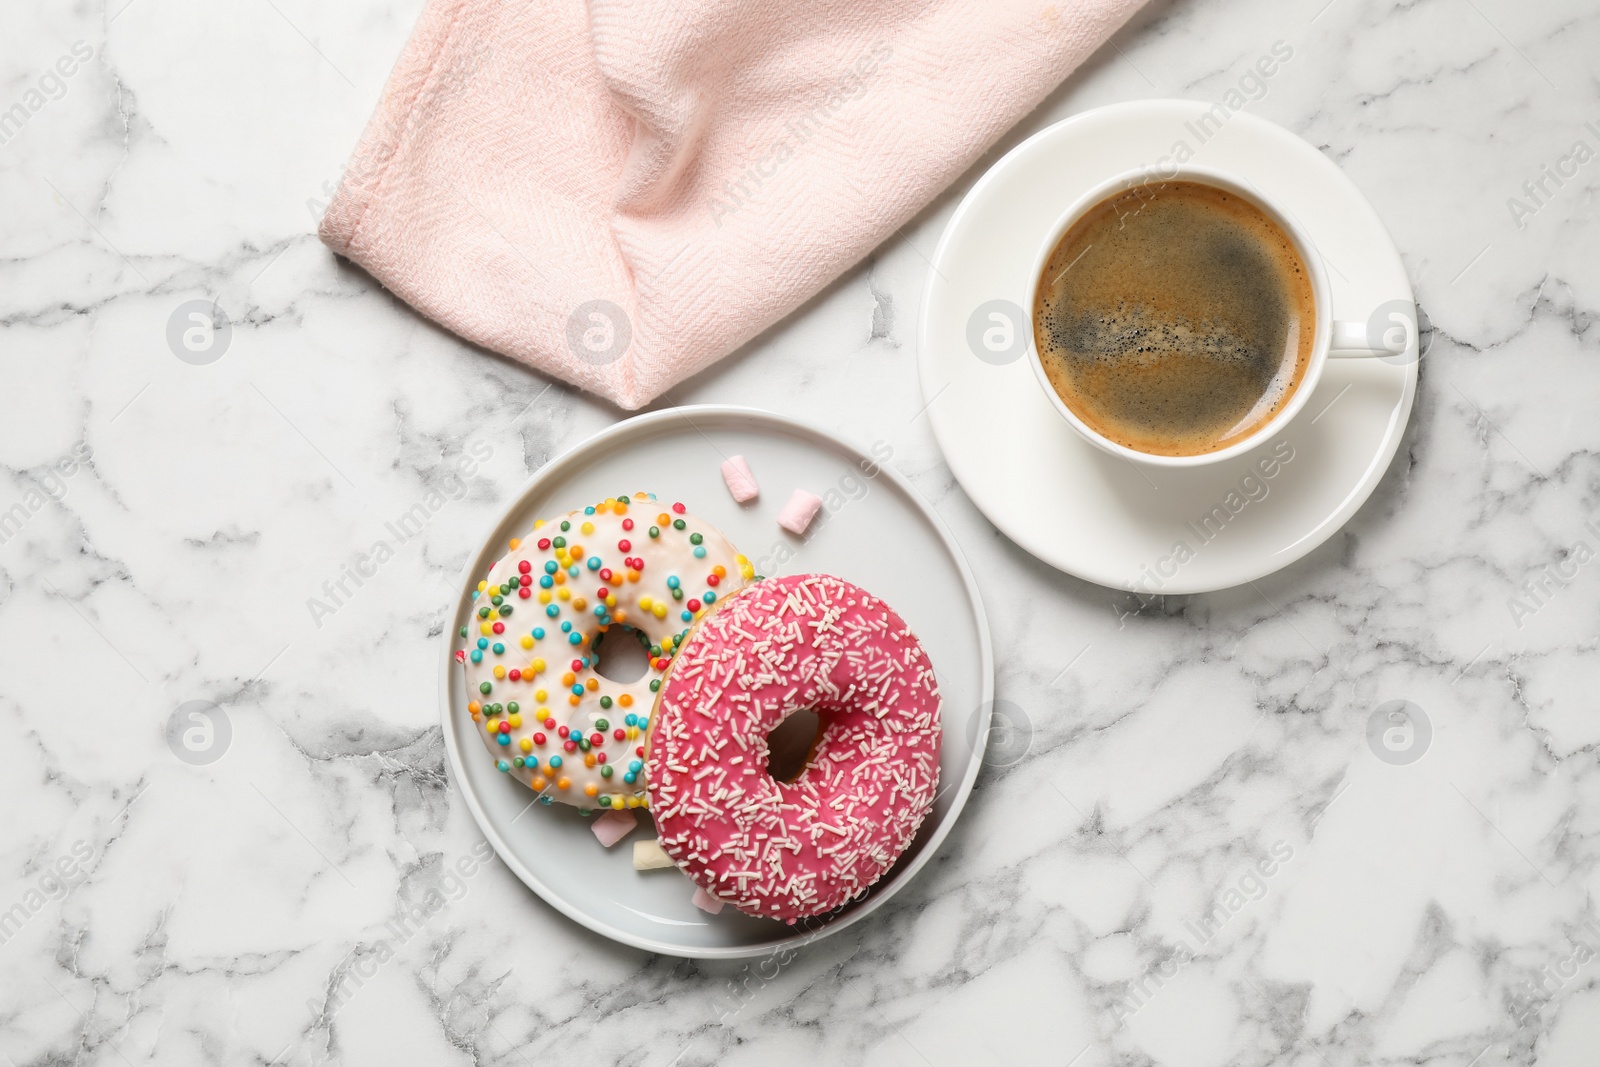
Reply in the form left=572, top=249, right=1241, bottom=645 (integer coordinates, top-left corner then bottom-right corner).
left=440, top=407, right=993, bottom=958
left=917, top=100, right=1419, bottom=594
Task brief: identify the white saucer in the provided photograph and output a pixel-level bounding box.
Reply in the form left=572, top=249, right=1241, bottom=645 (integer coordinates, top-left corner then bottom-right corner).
left=917, top=100, right=1418, bottom=594
left=440, top=407, right=992, bottom=958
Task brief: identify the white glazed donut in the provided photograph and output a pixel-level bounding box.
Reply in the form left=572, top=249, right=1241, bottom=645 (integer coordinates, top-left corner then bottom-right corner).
left=458, top=492, right=754, bottom=810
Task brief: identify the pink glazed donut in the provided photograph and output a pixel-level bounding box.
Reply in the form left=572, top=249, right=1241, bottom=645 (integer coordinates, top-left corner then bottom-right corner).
left=646, top=573, right=942, bottom=922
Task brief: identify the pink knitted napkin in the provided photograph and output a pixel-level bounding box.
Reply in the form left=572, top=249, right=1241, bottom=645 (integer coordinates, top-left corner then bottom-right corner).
left=320, top=0, right=1147, bottom=408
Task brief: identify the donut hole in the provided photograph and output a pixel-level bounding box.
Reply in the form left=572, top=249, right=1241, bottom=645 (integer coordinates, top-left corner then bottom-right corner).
left=766, top=708, right=823, bottom=783
left=591, top=627, right=651, bottom=684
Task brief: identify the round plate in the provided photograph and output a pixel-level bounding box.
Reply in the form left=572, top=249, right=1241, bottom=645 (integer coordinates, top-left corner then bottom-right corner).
left=917, top=100, right=1418, bottom=594
left=440, top=407, right=993, bottom=958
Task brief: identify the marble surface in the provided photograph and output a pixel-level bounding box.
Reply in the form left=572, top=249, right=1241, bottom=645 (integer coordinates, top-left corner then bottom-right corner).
left=2, top=0, right=1599, bottom=1063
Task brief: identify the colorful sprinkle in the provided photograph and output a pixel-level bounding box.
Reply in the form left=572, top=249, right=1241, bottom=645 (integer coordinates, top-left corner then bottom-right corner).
left=457, top=495, right=753, bottom=809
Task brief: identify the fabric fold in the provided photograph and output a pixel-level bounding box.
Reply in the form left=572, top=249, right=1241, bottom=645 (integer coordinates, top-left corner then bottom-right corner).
left=320, top=0, right=1148, bottom=408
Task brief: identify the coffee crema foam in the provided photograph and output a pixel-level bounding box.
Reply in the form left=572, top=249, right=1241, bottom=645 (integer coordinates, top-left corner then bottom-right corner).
left=1033, top=180, right=1315, bottom=457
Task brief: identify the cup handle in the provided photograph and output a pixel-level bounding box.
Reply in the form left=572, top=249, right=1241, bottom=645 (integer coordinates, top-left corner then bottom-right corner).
left=1327, top=319, right=1392, bottom=358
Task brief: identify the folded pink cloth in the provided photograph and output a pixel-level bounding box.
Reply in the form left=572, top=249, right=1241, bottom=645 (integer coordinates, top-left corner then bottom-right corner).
left=320, top=0, right=1146, bottom=408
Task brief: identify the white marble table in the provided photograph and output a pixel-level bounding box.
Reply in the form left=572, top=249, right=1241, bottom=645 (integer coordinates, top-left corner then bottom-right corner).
left=4, top=0, right=1599, bottom=1063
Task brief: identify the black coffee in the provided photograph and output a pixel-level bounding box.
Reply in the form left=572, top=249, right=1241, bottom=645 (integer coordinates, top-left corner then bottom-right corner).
left=1033, top=180, right=1316, bottom=457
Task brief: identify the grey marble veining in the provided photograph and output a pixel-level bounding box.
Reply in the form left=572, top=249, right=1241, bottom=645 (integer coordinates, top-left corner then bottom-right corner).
left=2, top=0, right=1599, bottom=1063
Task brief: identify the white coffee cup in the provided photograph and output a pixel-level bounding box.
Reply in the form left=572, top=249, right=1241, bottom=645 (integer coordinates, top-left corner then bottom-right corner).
left=1027, top=164, right=1404, bottom=468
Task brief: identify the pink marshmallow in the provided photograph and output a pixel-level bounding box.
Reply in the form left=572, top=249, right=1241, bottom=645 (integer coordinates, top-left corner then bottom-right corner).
left=590, top=808, right=638, bottom=847
left=721, top=455, right=759, bottom=502
left=777, top=489, right=823, bottom=535
left=691, top=886, right=725, bottom=914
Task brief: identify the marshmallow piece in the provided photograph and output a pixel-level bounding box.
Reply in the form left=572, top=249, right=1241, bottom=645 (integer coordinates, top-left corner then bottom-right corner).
left=691, top=886, right=725, bottom=914
left=777, top=489, right=823, bottom=535
left=590, top=808, right=638, bottom=847
left=633, top=838, right=676, bottom=870
left=720, top=455, right=759, bottom=502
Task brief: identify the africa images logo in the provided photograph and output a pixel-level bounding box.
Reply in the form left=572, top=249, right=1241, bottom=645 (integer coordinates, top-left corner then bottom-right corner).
left=166, top=300, right=232, bottom=365
left=0, top=41, right=94, bottom=146
left=1128, top=440, right=1295, bottom=596
left=703, top=41, right=893, bottom=228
